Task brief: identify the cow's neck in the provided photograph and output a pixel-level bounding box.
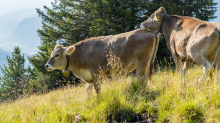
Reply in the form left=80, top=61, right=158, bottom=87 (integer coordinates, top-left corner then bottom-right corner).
left=68, top=48, right=81, bottom=71
left=65, top=55, right=70, bottom=70
left=161, top=14, right=180, bottom=43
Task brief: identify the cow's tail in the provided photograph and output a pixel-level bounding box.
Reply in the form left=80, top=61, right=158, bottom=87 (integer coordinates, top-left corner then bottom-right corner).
left=213, top=30, right=220, bottom=70
left=148, top=36, right=159, bottom=83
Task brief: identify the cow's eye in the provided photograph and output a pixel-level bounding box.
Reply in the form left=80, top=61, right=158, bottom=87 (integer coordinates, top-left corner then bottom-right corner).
left=55, top=54, right=59, bottom=57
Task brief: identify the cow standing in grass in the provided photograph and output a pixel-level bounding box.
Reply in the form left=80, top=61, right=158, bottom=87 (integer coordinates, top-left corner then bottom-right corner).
left=45, top=29, right=159, bottom=99
left=140, top=7, right=220, bottom=84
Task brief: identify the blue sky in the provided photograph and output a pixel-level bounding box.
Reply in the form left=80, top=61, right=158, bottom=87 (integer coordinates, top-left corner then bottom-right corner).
left=209, top=0, right=220, bottom=22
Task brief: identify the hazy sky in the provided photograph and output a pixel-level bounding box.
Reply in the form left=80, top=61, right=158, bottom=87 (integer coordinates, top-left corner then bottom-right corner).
left=0, top=0, right=54, bottom=16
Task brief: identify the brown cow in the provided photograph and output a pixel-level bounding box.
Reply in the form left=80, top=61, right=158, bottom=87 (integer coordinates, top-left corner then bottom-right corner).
left=140, top=7, right=220, bottom=84
left=45, top=29, right=159, bottom=99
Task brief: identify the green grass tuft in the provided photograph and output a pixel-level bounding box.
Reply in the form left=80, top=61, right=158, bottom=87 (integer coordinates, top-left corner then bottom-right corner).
left=173, top=100, right=204, bottom=122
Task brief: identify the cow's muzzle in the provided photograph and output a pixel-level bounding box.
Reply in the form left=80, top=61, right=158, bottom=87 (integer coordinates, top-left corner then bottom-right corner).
left=45, top=64, right=53, bottom=71
left=140, top=23, right=152, bottom=32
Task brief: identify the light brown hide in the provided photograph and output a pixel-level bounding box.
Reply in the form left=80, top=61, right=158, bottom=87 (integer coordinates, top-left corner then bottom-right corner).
left=45, top=29, right=159, bottom=98
left=141, top=7, right=220, bottom=84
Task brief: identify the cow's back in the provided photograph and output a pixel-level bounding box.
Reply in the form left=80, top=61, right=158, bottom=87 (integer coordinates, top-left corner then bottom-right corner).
left=105, top=29, right=155, bottom=60
left=75, top=29, right=156, bottom=71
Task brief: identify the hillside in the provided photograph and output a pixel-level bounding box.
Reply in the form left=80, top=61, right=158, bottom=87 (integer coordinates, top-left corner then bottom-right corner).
left=0, top=65, right=220, bottom=122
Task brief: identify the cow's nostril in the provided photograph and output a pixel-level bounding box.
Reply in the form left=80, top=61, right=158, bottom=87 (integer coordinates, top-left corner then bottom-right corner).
left=45, top=64, right=49, bottom=68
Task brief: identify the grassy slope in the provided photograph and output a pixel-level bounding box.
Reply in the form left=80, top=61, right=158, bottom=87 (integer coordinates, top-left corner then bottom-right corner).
left=1, top=65, right=220, bottom=122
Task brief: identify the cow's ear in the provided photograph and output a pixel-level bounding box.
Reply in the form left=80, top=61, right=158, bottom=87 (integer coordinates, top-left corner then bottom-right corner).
left=155, top=13, right=163, bottom=19
left=64, top=46, right=75, bottom=56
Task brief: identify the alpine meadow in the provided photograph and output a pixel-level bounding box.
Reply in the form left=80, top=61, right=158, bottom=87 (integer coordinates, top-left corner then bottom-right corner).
left=0, top=0, right=220, bottom=122
left=1, top=65, right=220, bottom=122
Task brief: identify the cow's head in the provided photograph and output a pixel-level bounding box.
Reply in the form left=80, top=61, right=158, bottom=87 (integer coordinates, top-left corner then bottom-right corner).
left=45, top=44, right=75, bottom=71
left=140, top=7, right=167, bottom=34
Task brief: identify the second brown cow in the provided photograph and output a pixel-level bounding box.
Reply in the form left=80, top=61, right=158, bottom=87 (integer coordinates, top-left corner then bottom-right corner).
left=140, top=7, right=220, bottom=84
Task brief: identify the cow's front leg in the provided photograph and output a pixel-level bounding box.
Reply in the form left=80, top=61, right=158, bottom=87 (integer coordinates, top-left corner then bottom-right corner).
left=94, top=82, right=101, bottom=94
left=86, top=83, right=94, bottom=99
left=90, top=69, right=101, bottom=95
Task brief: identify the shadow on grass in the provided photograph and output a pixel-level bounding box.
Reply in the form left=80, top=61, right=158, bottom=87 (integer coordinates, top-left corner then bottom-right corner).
left=104, top=77, right=161, bottom=122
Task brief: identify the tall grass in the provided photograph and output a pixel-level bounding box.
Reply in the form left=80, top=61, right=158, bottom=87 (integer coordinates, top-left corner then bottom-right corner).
left=1, top=65, right=220, bottom=122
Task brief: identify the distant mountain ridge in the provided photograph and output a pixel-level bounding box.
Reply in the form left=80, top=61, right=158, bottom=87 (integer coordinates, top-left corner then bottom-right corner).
left=0, top=21, right=19, bottom=36
left=0, top=9, right=42, bottom=55
left=0, top=9, right=38, bottom=38
left=9, top=16, right=42, bottom=48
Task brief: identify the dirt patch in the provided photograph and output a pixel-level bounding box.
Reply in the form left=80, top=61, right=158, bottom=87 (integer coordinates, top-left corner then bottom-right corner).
left=107, top=112, right=155, bottom=123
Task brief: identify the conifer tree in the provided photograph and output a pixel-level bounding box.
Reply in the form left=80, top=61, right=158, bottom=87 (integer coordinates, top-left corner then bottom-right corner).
left=146, top=0, right=217, bottom=20
left=0, top=46, right=30, bottom=101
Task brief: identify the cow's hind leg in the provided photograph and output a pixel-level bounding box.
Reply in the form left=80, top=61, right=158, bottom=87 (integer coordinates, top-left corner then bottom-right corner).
left=90, top=69, right=101, bottom=96
left=94, top=82, right=101, bottom=94
left=199, top=61, right=213, bottom=82
left=182, top=60, right=190, bottom=86
left=213, top=44, right=220, bottom=82
left=86, top=83, right=94, bottom=99
left=191, top=54, right=213, bottom=81
left=172, top=54, right=181, bottom=73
